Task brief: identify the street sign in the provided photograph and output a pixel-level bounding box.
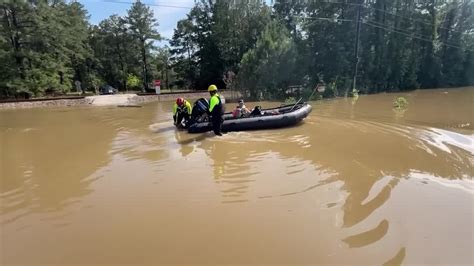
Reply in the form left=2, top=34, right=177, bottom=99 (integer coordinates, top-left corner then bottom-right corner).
left=154, top=80, right=161, bottom=95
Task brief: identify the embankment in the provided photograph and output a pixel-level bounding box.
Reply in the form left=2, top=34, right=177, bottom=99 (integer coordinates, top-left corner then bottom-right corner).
left=0, top=91, right=240, bottom=110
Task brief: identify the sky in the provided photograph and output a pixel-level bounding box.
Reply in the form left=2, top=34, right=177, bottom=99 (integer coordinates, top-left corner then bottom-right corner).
left=79, top=0, right=196, bottom=45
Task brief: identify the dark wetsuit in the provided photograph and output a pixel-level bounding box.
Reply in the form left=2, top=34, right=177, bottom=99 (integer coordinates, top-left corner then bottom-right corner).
left=209, top=93, right=224, bottom=135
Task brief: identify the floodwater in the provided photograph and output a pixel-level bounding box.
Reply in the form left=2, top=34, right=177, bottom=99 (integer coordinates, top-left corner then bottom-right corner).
left=1, top=88, right=473, bottom=265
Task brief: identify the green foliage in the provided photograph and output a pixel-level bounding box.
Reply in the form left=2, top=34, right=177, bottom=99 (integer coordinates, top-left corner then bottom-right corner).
left=301, top=88, right=320, bottom=101
left=235, top=20, right=297, bottom=99
left=169, top=19, right=198, bottom=89
left=393, top=96, right=409, bottom=109
left=114, top=0, right=474, bottom=96
left=284, top=97, right=297, bottom=104
left=153, top=47, right=177, bottom=91
left=1, top=0, right=473, bottom=99
left=168, top=0, right=473, bottom=99
left=0, top=0, right=88, bottom=97
left=126, top=74, right=141, bottom=90
left=90, top=15, right=138, bottom=91
left=127, top=1, right=160, bottom=91
left=351, top=89, right=359, bottom=98
left=0, top=0, right=163, bottom=98
left=84, top=74, right=103, bottom=93
left=320, top=82, right=339, bottom=99
left=170, top=0, right=271, bottom=89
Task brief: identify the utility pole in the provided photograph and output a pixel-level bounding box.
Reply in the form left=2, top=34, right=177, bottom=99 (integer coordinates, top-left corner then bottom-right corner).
left=352, top=0, right=363, bottom=94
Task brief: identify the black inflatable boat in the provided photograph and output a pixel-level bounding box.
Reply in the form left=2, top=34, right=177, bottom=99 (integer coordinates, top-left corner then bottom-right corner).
left=187, top=102, right=312, bottom=133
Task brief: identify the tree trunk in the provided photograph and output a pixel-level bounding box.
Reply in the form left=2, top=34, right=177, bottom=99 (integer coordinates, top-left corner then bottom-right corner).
left=115, top=43, right=127, bottom=91
left=165, top=65, right=169, bottom=91
left=4, top=7, right=25, bottom=79
left=141, top=40, right=148, bottom=91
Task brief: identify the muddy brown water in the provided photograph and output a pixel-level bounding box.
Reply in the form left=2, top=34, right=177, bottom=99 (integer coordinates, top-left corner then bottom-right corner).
left=1, top=88, right=473, bottom=265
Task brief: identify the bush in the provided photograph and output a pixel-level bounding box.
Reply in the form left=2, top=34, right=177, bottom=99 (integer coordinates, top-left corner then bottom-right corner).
left=126, top=74, right=141, bottom=90
left=322, top=82, right=338, bottom=98
left=284, top=96, right=296, bottom=104
left=350, top=89, right=359, bottom=97
left=393, top=96, right=408, bottom=109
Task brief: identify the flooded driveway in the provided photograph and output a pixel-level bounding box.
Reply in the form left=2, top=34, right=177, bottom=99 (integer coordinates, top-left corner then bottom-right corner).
left=1, top=88, right=473, bottom=265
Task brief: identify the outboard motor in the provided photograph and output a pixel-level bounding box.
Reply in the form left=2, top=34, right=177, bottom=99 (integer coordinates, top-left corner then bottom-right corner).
left=190, top=98, right=209, bottom=124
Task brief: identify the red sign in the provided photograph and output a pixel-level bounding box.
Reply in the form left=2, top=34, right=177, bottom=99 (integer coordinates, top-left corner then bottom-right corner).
left=154, top=80, right=161, bottom=87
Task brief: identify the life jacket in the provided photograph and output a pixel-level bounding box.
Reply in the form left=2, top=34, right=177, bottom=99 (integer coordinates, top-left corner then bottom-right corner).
left=233, top=105, right=249, bottom=118
left=209, top=94, right=224, bottom=116
left=232, top=107, right=241, bottom=118
left=173, top=100, right=192, bottom=115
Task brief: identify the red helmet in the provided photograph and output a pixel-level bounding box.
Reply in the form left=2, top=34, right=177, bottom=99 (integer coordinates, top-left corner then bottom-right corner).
left=176, top=97, right=184, bottom=106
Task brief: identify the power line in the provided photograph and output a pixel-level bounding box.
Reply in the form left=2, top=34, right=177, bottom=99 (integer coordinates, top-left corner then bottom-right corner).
left=100, top=0, right=193, bottom=9
left=269, top=0, right=360, bottom=7
left=307, top=1, right=466, bottom=35
left=362, top=3, right=466, bottom=35
left=104, top=0, right=360, bottom=9
left=99, top=0, right=470, bottom=49
left=366, top=19, right=465, bottom=48
left=299, top=16, right=354, bottom=22
left=293, top=15, right=467, bottom=51
left=297, top=15, right=464, bottom=49
left=99, top=0, right=355, bottom=23
left=276, top=0, right=466, bottom=35
left=363, top=21, right=471, bottom=52
left=365, top=19, right=435, bottom=42
left=310, top=0, right=361, bottom=7
left=99, top=0, right=464, bottom=36
left=363, top=3, right=431, bottom=22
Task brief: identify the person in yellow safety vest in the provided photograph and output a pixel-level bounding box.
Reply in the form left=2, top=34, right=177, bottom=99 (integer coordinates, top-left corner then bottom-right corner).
left=207, top=84, right=225, bottom=136
left=173, top=97, right=192, bottom=128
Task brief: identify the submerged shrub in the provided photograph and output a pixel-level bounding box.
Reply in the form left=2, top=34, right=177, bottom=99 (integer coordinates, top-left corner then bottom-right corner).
left=284, top=96, right=296, bottom=104
left=393, top=96, right=408, bottom=109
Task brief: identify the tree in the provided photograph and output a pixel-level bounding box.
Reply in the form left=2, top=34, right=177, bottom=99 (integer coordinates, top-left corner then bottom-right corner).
left=0, top=0, right=91, bottom=97
left=438, top=0, right=473, bottom=87
left=417, top=0, right=443, bottom=88
left=90, top=15, right=140, bottom=90
left=236, top=20, right=296, bottom=99
left=126, top=0, right=160, bottom=91
left=126, top=73, right=140, bottom=90
left=170, top=17, right=199, bottom=88
left=170, top=0, right=271, bottom=90
left=154, top=47, right=175, bottom=91
left=63, top=1, right=93, bottom=91
left=1, top=0, right=473, bottom=99
left=303, top=1, right=357, bottom=94
left=212, top=0, right=271, bottom=72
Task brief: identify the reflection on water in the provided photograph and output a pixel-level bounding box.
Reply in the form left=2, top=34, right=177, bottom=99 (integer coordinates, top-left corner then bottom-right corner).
left=383, top=247, right=407, bottom=266
left=1, top=88, right=473, bottom=265
left=1, top=108, right=117, bottom=225
left=200, top=137, right=257, bottom=203
left=343, top=219, right=389, bottom=248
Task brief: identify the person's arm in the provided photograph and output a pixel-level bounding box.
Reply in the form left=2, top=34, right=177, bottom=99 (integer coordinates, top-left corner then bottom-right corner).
left=186, top=101, right=192, bottom=115
left=172, top=103, right=177, bottom=124
left=173, top=103, right=178, bottom=115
